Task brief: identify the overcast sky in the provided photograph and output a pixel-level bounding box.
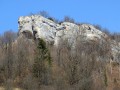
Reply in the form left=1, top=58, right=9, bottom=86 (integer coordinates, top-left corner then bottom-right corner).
left=0, top=0, right=120, bottom=34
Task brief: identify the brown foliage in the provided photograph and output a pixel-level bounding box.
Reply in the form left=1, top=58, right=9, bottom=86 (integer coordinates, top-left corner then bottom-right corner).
left=0, top=30, right=119, bottom=90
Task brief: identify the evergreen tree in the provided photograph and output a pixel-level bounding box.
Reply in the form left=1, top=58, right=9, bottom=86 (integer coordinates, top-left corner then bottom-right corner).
left=33, top=39, right=52, bottom=85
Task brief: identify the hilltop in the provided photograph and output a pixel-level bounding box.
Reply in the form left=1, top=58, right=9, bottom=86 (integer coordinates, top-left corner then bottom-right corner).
left=0, top=15, right=119, bottom=90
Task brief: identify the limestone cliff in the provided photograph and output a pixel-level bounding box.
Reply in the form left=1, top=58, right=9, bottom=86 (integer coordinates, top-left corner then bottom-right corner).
left=18, top=15, right=120, bottom=61
left=18, top=15, right=108, bottom=44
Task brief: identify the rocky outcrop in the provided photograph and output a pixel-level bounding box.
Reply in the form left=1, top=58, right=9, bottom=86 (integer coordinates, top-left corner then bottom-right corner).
left=18, top=15, right=120, bottom=61
left=18, top=15, right=108, bottom=45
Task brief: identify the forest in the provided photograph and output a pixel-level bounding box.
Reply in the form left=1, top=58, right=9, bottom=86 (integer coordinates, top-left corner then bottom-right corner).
left=0, top=30, right=119, bottom=90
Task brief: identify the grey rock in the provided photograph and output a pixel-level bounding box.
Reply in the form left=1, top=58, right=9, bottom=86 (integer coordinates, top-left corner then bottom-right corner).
left=18, top=15, right=120, bottom=61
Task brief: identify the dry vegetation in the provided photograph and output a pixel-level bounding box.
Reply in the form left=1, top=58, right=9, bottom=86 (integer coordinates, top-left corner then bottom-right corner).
left=0, top=30, right=119, bottom=90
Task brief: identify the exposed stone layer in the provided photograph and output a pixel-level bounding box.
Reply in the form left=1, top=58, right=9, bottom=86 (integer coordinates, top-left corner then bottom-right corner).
left=18, top=15, right=108, bottom=45
left=18, top=15, right=120, bottom=61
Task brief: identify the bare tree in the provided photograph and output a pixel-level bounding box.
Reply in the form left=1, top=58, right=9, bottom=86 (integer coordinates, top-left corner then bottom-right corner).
left=64, top=16, right=75, bottom=23
left=37, top=11, right=50, bottom=18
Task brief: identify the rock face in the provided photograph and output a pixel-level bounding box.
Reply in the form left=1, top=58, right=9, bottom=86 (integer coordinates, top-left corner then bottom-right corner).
left=18, top=15, right=108, bottom=45
left=18, top=15, right=120, bottom=61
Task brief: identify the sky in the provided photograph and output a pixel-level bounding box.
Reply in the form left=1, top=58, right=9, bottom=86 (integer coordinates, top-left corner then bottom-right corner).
left=0, top=0, right=120, bottom=34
